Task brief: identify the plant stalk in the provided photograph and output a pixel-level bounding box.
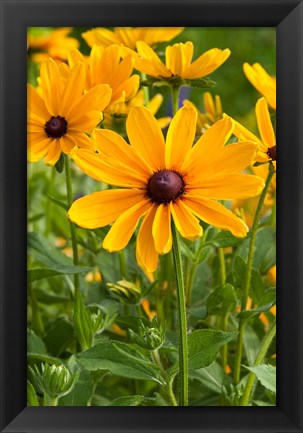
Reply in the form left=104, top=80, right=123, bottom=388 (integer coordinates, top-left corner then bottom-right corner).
left=171, top=221, right=188, bottom=406
left=233, top=163, right=275, bottom=384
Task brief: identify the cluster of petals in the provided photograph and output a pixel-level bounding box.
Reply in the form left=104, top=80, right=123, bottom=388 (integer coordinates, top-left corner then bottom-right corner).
left=68, top=45, right=140, bottom=113
left=123, top=41, right=231, bottom=79
left=82, top=27, right=185, bottom=50
left=243, top=63, right=276, bottom=110
left=68, top=105, right=265, bottom=273
left=27, top=58, right=112, bottom=165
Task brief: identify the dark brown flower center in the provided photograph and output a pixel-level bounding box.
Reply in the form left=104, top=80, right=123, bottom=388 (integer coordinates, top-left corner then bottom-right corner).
left=44, top=116, right=68, bottom=138
left=148, top=170, right=184, bottom=203
left=267, top=145, right=276, bottom=161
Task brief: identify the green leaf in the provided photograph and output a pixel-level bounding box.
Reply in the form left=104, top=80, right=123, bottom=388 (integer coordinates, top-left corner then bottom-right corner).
left=189, top=361, right=229, bottom=394
left=110, top=395, right=145, bottom=406
left=55, top=153, right=65, bottom=173
left=184, top=76, right=216, bottom=89
left=27, top=329, right=47, bottom=355
left=188, top=330, right=238, bottom=370
left=207, top=284, right=237, bottom=316
left=195, top=245, right=213, bottom=264
left=28, top=232, right=72, bottom=267
left=27, top=380, right=39, bottom=406
left=73, top=290, right=93, bottom=351
left=27, top=353, right=62, bottom=365
left=28, top=265, right=91, bottom=283
left=243, top=325, right=261, bottom=366
left=44, top=318, right=75, bottom=357
left=76, top=341, right=164, bottom=384
left=211, top=231, right=243, bottom=248
left=59, top=369, right=94, bottom=406
left=244, top=364, right=276, bottom=394
left=233, top=256, right=266, bottom=303
left=237, top=288, right=276, bottom=321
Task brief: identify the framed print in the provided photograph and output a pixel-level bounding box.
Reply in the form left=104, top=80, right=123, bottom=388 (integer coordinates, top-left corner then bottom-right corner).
left=0, top=0, right=302, bottom=432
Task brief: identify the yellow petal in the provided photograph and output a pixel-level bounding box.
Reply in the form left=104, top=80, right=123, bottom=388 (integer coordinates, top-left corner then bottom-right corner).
left=68, top=111, right=103, bottom=132
left=82, top=28, right=120, bottom=48
left=59, top=62, right=86, bottom=118
left=165, top=105, right=197, bottom=169
left=136, top=205, right=159, bottom=272
left=203, top=92, right=215, bottom=122
left=27, top=84, right=50, bottom=120
left=68, top=189, right=146, bottom=229
left=188, top=173, right=265, bottom=200
left=243, top=63, right=276, bottom=110
left=44, top=139, right=61, bottom=166
left=231, top=116, right=264, bottom=147
left=69, top=131, right=93, bottom=149
left=70, top=147, right=146, bottom=188
left=68, top=84, right=112, bottom=121
left=170, top=199, right=202, bottom=240
left=255, top=98, right=275, bottom=149
left=152, top=204, right=172, bottom=254
left=103, top=199, right=151, bottom=252
left=188, top=141, right=258, bottom=180
left=136, top=41, right=171, bottom=77
left=40, top=59, right=63, bottom=116
left=184, top=195, right=248, bottom=237
left=148, top=94, right=163, bottom=115
left=27, top=134, right=52, bottom=162
left=182, top=48, right=230, bottom=79
left=60, top=134, right=77, bottom=154
left=93, top=129, right=152, bottom=179
left=111, top=75, right=140, bottom=105
left=182, top=116, right=234, bottom=173
left=126, top=106, right=166, bottom=171
left=166, top=42, right=193, bottom=76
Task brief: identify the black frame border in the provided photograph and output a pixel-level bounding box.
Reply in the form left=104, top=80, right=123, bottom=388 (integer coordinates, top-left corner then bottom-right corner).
left=0, top=0, right=302, bottom=432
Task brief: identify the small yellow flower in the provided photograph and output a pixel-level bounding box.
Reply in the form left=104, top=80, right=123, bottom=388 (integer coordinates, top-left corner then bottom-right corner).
left=27, top=58, right=112, bottom=165
left=231, top=97, right=276, bottom=164
left=243, top=63, right=276, bottom=110
left=68, top=106, right=264, bottom=272
left=124, top=41, right=230, bottom=80
left=82, top=27, right=184, bottom=50
left=68, top=45, right=140, bottom=114
left=183, top=92, right=223, bottom=134
left=27, top=27, right=79, bottom=63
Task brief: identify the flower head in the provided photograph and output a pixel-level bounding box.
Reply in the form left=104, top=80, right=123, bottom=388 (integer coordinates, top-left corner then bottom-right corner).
left=68, top=45, right=140, bottom=114
left=27, top=58, right=112, bottom=165
left=82, top=27, right=184, bottom=50
left=243, top=63, right=276, bottom=110
left=231, top=97, right=276, bottom=164
left=27, top=27, right=79, bottom=63
left=124, top=41, right=230, bottom=81
left=68, top=106, right=264, bottom=272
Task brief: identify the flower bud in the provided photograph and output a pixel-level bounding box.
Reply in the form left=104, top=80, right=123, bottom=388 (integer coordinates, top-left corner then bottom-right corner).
left=107, top=279, right=142, bottom=304
left=129, top=317, right=164, bottom=350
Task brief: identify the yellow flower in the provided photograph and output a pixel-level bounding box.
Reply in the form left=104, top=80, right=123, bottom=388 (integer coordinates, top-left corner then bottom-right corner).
left=68, top=106, right=264, bottom=272
left=231, top=97, right=276, bottom=164
left=124, top=41, right=230, bottom=80
left=68, top=45, right=140, bottom=113
left=183, top=92, right=223, bottom=135
left=243, top=63, right=276, bottom=110
left=82, top=27, right=184, bottom=50
left=27, top=27, right=79, bottom=63
left=27, top=58, right=112, bottom=165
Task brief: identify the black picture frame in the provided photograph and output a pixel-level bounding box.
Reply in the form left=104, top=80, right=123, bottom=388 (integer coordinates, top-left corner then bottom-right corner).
left=0, top=0, right=302, bottom=431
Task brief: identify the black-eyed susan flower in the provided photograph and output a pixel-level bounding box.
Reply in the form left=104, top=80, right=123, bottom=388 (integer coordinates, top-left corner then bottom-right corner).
left=183, top=92, right=223, bottom=135
left=231, top=97, right=276, bottom=164
left=243, top=63, right=276, bottom=110
left=123, top=41, right=230, bottom=83
left=68, top=105, right=264, bottom=272
left=68, top=45, right=140, bottom=114
left=27, top=58, right=112, bottom=165
left=82, top=27, right=184, bottom=50
left=27, top=27, right=79, bottom=63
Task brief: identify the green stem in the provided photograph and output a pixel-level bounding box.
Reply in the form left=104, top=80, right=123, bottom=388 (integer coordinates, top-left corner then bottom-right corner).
left=118, top=250, right=127, bottom=278
left=233, top=164, right=275, bottom=384
left=218, top=247, right=226, bottom=285
left=240, top=320, right=276, bottom=406
left=171, top=221, right=188, bottom=406
left=171, top=85, right=180, bottom=116
left=218, top=247, right=228, bottom=370
left=50, top=396, right=59, bottom=406
left=186, top=263, right=198, bottom=307
left=270, top=189, right=276, bottom=227
left=65, top=155, right=80, bottom=293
